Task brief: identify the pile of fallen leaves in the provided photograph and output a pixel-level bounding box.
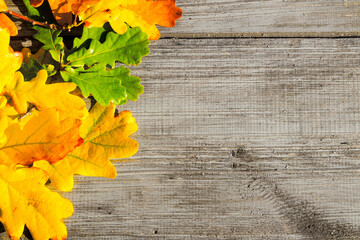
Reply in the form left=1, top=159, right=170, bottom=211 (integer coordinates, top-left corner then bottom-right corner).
left=0, top=0, right=181, bottom=239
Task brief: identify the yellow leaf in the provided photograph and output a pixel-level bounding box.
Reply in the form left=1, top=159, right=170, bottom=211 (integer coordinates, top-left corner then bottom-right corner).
left=33, top=0, right=182, bottom=40
left=84, top=0, right=183, bottom=40
left=0, top=0, right=7, bottom=11
left=0, top=108, right=83, bottom=166
left=0, top=165, right=73, bottom=240
left=2, top=70, right=88, bottom=119
left=0, top=28, right=22, bottom=92
left=0, top=96, right=20, bottom=145
left=35, top=103, right=138, bottom=191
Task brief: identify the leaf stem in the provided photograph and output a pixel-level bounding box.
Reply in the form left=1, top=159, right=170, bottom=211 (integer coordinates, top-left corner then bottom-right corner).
left=5, top=10, right=60, bottom=30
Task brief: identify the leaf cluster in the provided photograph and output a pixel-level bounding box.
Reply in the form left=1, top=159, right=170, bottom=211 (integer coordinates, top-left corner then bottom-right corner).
left=0, top=0, right=182, bottom=239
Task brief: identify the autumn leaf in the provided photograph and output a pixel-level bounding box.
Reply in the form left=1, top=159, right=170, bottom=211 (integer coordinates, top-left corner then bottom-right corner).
left=29, top=0, right=43, bottom=8
left=2, top=70, right=87, bottom=118
left=0, top=96, right=19, bottom=145
left=66, top=26, right=150, bottom=67
left=0, top=0, right=7, bottom=11
left=0, top=13, right=18, bottom=36
left=35, top=103, right=138, bottom=191
left=0, top=97, right=10, bottom=144
left=0, top=28, right=22, bottom=92
left=0, top=108, right=83, bottom=166
left=44, top=0, right=99, bottom=25
left=31, top=0, right=182, bottom=40
left=83, top=0, right=182, bottom=40
left=0, top=165, right=73, bottom=240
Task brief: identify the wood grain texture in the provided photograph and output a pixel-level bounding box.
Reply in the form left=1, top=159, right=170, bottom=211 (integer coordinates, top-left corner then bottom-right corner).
left=2, top=0, right=360, bottom=239
left=5, top=0, right=360, bottom=37
left=58, top=38, right=360, bottom=239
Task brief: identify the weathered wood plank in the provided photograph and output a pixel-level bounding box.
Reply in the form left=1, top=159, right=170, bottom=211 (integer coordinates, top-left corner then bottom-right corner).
left=5, top=0, right=360, bottom=37
left=58, top=38, right=360, bottom=239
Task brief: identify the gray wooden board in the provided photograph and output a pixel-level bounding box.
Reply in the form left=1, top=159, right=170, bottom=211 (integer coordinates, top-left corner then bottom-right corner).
left=55, top=38, right=360, bottom=239
left=5, top=0, right=360, bottom=37
left=2, top=0, right=360, bottom=239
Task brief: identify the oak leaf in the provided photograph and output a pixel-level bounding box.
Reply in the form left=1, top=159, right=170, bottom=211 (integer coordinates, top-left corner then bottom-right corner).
left=33, top=26, right=64, bottom=63
left=83, top=0, right=183, bottom=40
left=0, top=13, right=18, bottom=36
left=0, top=165, right=73, bottom=240
left=29, top=0, right=43, bottom=8
left=0, top=108, right=83, bottom=166
left=34, top=103, right=138, bottom=191
left=45, top=0, right=99, bottom=25
left=31, top=0, right=182, bottom=40
left=66, top=26, right=150, bottom=67
left=0, top=28, right=22, bottom=92
left=62, top=26, right=147, bottom=105
left=62, top=63, right=143, bottom=106
left=21, top=48, right=46, bottom=65
left=20, top=48, right=56, bottom=81
left=0, top=0, right=7, bottom=11
left=2, top=70, right=88, bottom=119
left=0, top=96, right=19, bottom=145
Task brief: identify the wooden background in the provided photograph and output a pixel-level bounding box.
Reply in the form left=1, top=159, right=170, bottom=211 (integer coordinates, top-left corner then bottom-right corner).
left=4, top=0, right=360, bottom=239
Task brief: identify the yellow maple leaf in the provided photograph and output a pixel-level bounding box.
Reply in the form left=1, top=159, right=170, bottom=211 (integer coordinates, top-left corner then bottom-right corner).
left=34, top=103, right=138, bottom=191
left=2, top=70, right=88, bottom=119
left=0, top=165, right=73, bottom=240
left=0, top=108, right=83, bottom=166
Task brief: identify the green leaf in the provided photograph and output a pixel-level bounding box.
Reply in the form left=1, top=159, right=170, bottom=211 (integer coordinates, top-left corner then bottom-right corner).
left=19, top=59, right=55, bottom=81
left=61, top=64, right=143, bottom=105
left=34, top=26, right=64, bottom=63
left=22, top=0, right=42, bottom=20
left=66, top=27, right=150, bottom=68
left=66, top=24, right=112, bottom=58
left=73, top=24, right=112, bottom=49
left=22, top=0, right=57, bottom=24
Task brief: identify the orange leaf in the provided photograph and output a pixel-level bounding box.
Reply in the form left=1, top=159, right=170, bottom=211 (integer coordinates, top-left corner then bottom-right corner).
left=0, top=165, right=73, bottom=240
left=35, top=0, right=182, bottom=40
left=47, top=0, right=99, bottom=25
left=84, top=0, right=182, bottom=40
left=0, top=108, right=83, bottom=166
left=0, top=13, right=17, bottom=36
left=30, top=0, right=44, bottom=8
left=35, top=103, right=138, bottom=191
